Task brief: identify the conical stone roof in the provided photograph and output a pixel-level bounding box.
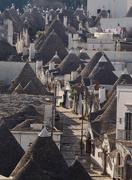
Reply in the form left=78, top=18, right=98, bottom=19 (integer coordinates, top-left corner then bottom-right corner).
left=78, top=49, right=90, bottom=61
left=24, top=81, right=39, bottom=95
left=56, top=50, right=85, bottom=75
left=35, top=34, right=46, bottom=51
left=0, top=122, right=24, bottom=177
left=59, top=9, right=79, bottom=30
left=2, top=9, right=23, bottom=32
left=12, top=119, right=36, bottom=131
left=107, top=70, right=132, bottom=98
left=47, top=52, right=62, bottom=65
left=12, top=83, right=25, bottom=94
left=4, top=105, right=42, bottom=129
left=74, top=8, right=87, bottom=22
left=91, top=96, right=117, bottom=139
left=89, top=59, right=118, bottom=85
left=45, top=17, right=68, bottom=47
left=93, top=9, right=107, bottom=26
left=12, top=157, right=50, bottom=180
left=0, top=40, right=21, bottom=61
left=8, top=62, right=47, bottom=95
left=11, top=137, right=68, bottom=176
left=30, top=7, right=45, bottom=29
left=20, top=11, right=38, bottom=30
left=80, top=51, right=115, bottom=78
left=60, top=159, right=92, bottom=180
left=37, top=30, right=68, bottom=65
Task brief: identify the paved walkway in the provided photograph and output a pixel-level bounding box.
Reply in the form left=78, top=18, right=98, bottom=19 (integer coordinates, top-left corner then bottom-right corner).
left=57, top=107, right=112, bottom=180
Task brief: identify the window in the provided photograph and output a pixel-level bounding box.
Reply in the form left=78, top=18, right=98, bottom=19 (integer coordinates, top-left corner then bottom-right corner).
left=125, top=113, right=132, bottom=140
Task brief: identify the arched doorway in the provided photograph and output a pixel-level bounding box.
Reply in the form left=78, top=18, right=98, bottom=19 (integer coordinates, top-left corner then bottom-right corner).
left=86, top=132, right=91, bottom=154
left=124, top=154, right=132, bottom=180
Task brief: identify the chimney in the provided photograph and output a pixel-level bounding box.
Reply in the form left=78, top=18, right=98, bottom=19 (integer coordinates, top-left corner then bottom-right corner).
left=29, top=43, right=35, bottom=61
left=63, top=16, right=68, bottom=27
left=99, top=86, right=106, bottom=103
left=71, top=71, right=78, bottom=81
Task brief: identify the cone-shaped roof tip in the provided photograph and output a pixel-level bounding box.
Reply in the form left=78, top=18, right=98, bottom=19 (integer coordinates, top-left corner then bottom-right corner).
left=99, top=54, right=107, bottom=63
left=53, top=51, right=59, bottom=58
left=69, top=49, right=75, bottom=54
left=80, top=48, right=86, bottom=53
left=122, top=68, right=129, bottom=75
left=38, top=126, right=50, bottom=137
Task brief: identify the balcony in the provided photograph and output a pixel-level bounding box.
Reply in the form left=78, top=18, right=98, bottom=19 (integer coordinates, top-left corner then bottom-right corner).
left=117, top=129, right=132, bottom=141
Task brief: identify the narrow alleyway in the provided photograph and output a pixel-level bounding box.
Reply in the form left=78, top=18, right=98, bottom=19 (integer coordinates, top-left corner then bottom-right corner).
left=57, top=107, right=112, bottom=180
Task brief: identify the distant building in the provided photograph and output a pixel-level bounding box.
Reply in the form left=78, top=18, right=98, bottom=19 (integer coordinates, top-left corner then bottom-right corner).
left=87, top=0, right=132, bottom=18
left=116, top=84, right=132, bottom=180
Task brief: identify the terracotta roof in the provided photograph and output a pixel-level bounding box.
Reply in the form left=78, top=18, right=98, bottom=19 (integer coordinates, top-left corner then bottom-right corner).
left=0, top=122, right=24, bottom=177
left=12, top=157, right=50, bottom=180
left=80, top=51, right=115, bottom=78
left=0, top=40, right=21, bottom=61
left=12, top=83, right=25, bottom=94
left=45, top=17, right=68, bottom=47
left=88, top=60, right=118, bottom=85
left=107, top=71, right=132, bottom=98
left=36, top=30, right=68, bottom=65
left=59, top=9, right=79, bottom=30
left=56, top=50, right=85, bottom=75
left=11, top=137, right=68, bottom=176
left=8, top=62, right=47, bottom=95
left=125, top=6, right=132, bottom=17
left=91, top=96, right=117, bottom=142
left=60, top=159, right=92, bottom=180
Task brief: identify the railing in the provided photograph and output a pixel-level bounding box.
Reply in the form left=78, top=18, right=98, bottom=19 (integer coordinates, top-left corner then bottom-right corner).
left=117, top=129, right=132, bottom=141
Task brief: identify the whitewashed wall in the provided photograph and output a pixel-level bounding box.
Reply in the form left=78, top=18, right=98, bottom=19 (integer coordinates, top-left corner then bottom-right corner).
left=101, top=17, right=132, bottom=31
left=12, top=130, right=63, bottom=151
left=87, top=0, right=132, bottom=18
left=68, top=34, right=115, bottom=51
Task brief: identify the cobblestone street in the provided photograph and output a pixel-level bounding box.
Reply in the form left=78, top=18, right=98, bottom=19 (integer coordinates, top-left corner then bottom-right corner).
left=57, top=107, right=112, bottom=180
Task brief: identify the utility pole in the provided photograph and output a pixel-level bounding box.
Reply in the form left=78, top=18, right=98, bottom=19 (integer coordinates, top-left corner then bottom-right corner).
left=51, top=80, right=57, bottom=139
left=102, top=146, right=108, bottom=175
left=81, top=78, right=84, bottom=155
